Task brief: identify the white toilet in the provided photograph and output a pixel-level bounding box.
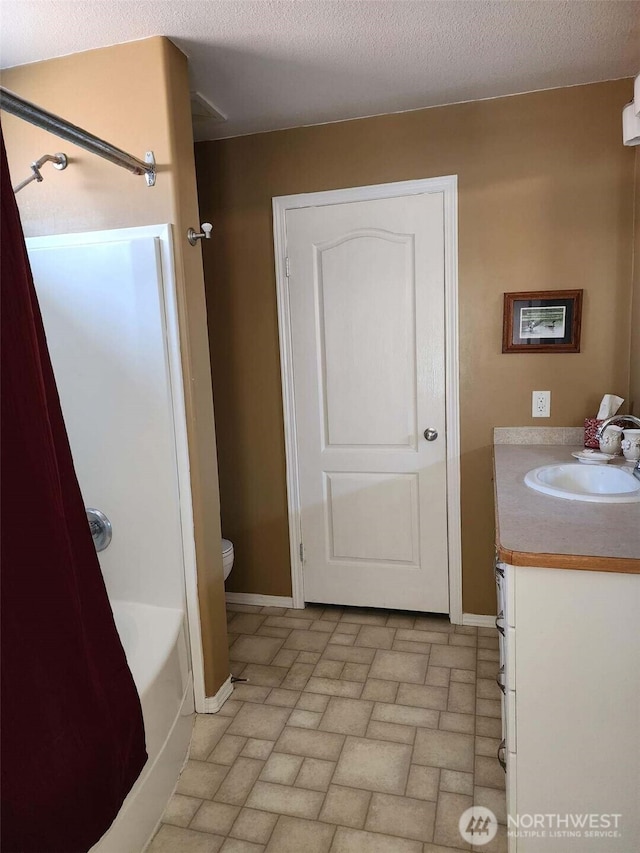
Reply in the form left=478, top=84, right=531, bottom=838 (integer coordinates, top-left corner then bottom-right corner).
left=222, top=538, right=234, bottom=581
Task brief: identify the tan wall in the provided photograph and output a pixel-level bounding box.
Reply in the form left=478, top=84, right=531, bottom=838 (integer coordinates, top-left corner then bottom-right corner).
left=630, top=148, right=640, bottom=417
left=196, top=79, right=635, bottom=615
left=2, top=38, right=229, bottom=696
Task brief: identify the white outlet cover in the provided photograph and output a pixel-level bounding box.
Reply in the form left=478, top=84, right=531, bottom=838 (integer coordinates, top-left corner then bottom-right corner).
left=532, top=390, right=551, bottom=418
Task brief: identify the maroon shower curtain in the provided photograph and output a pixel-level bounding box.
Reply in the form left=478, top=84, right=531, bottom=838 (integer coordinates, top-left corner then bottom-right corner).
left=1, top=133, right=147, bottom=852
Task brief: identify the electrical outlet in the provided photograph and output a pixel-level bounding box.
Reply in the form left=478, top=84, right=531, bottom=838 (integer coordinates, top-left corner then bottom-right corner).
left=532, top=391, right=551, bottom=418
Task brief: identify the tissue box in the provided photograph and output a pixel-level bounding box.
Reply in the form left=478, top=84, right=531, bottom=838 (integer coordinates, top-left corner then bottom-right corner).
left=584, top=418, right=603, bottom=448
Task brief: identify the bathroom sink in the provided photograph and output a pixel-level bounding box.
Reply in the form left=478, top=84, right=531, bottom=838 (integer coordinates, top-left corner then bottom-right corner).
left=524, top=463, right=640, bottom=503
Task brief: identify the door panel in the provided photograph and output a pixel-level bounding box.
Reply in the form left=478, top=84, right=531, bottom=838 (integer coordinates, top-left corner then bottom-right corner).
left=286, top=191, right=449, bottom=612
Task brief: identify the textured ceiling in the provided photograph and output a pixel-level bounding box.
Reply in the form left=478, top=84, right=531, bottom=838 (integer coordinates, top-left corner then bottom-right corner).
left=1, top=1, right=639, bottom=140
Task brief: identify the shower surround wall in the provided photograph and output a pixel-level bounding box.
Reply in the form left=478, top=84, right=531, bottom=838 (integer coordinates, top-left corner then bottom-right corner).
left=1, top=37, right=229, bottom=700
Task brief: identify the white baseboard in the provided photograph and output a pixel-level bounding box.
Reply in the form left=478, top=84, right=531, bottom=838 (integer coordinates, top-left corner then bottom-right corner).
left=203, top=675, right=234, bottom=714
left=225, top=592, right=296, bottom=608
left=462, top=613, right=496, bottom=628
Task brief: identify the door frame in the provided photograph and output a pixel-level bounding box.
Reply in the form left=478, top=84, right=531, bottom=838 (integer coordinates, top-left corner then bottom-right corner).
left=272, top=176, right=462, bottom=624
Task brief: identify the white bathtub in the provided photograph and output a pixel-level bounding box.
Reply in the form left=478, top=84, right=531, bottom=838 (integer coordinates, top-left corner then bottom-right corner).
left=90, top=601, right=194, bottom=853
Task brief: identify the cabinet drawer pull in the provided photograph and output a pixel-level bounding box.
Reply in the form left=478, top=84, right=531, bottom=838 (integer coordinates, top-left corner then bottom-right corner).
left=495, top=611, right=505, bottom=636
left=497, top=739, right=506, bottom=772
left=496, top=664, right=506, bottom=694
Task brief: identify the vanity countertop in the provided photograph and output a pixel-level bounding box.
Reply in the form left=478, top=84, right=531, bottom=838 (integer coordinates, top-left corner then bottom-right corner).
left=493, top=444, right=640, bottom=573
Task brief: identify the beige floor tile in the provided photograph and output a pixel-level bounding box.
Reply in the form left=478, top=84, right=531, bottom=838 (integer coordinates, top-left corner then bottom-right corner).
left=475, top=716, right=502, bottom=738
left=474, top=785, right=507, bottom=824
left=425, top=666, right=450, bottom=687
left=476, top=736, right=501, bottom=757
left=454, top=625, right=477, bottom=636
left=284, top=629, right=331, bottom=653
left=439, top=712, right=475, bottom=734
left=474, top=755, right=506, bottom=790
left=413, top=616, right=453, bottom=633
left=161, top=793, right=202, bottom=827
left=231, top=685, right=271, bottom=703
left=256, top=626, right=291, bottom=639
left=297, top=651, right=322, bottom=664
left=366, top=792, right=436, bottom=842
left=320, top=784, right=371, bottom=828
left=340, top=609, right=388, bottom=626
left=240, top=664, right=289, bottom=688
left=296, top=692, right=331, bottom=712
left=227, top=614, right=266, bottom=635
left=360, top=678, right=399, bottom=703
left=220, top=838, right=265, bottom=852
left=218, top=700, right=244, bottom=718
left=259, top=606, right=287, bottom=615
left=245, top=781, right=324, bottom=819
left=369, top=650, right=429, bottom=684
left=366, top=720, right=415, bottom=744
left=323, top=645, right=376, bottom=664
left=451, top=668, right=476, bottom=684
left=265, top=615, right=314, bottom=630
left=477, top=678, right=501, bottom=700
left=281, top=662, right=316, bottom=690
left=440, top=769, right=474, bottom=795
left=227, top=703, right=291, bottom=740
left=227, top=604, right=262, bottom=614
left=433, top=791, right=473, bottom=850
left=260, top=752, right=304, bottom=785
left=229, top=635, right=284, bottom=665
left=472, top=822, right=508, bottom=853
left=287, top=709, right=322, bottom=729
left=320, top=696, right=373, bottom=736
left=147, top=824, right=224, bottom=852
left=341, top=662, right=369, bottom=682
left=405, top=764, right=439, bottom=801
left=372, top=701, right=438, bottom=728
left=265, top=688, right=301, bottom=708
left=320, top=606, right=344, bottom=622
left=329, top=633, right=357, bottom=646
left=295, top=757, right=336, bottom=791
left=190, top=716, right=233, bottom=760
left=332, top=736, right=412, bottom=794
left=214, top=758, right=264, bottom=806
left=276, top=725, right=345, bottom=760
left=392, top=639, right=432, bottom=655
left=413, top=728, right=474, bottom=772
left=330, top=827, right=422, bottom=852
left=208, top=735, right=248, bottom=766
left=332, top=621, right=359, bottom=635
left=448, top=682, right=476, bottom=714
left=477, top=660, right=499, bottom=679
left=305, top=677, right=363, bottom=698
left=478, top=635, right=499, bottom=650
left=423, top=844, right=468, bottom=853
left=310, top=620, right=337, bottom=633
left=230, top=808, right=278, bottom=844
left=355, top=625, right=396, bottom=649
left=395, top=628, right=448, bottom=646
left=314, top=659, right=345, bottom=678
left=191, top=801, right=241, bottom=835
left=449, top=634, right=477, bottom=647
left=478, top=627, right=498, bottom=637
left=265, top=815, right=335, bottom=853
left=430, top=645, right=476, bottom=671
left=476, top=698, right=501, bottom=718
left=177, top=761, right=229, bottom=799
left=271, top=649, right=299, bottom=668
left=396, top=683, right=448, bottom=711
left=240, top=739, right=274, bottom=760
left=386, top=612, right=417, bottom=629
left=477, top=648, right=499, bottom=662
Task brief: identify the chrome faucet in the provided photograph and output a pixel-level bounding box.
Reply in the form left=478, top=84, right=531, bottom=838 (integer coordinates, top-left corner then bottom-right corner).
left=595, top=416, right=640, bottom=480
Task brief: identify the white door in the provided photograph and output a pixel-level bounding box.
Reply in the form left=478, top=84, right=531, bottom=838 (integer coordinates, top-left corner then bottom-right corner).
left=286, top=190, right=449, bottom=612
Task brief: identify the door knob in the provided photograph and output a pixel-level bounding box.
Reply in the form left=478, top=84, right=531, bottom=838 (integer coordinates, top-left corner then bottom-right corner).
left=423, top=428, right=438, bottom=442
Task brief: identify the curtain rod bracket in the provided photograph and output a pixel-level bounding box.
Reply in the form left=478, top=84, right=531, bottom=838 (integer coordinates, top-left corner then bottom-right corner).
left=145, top=151, right=156, bottom=187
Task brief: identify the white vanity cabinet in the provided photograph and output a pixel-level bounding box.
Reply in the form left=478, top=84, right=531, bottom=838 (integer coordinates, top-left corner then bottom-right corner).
left=496, top=561, right=640, bottom=853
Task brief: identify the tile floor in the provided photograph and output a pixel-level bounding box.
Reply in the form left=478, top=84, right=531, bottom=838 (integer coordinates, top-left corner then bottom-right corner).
left=149, top=603, right=506, bottom=853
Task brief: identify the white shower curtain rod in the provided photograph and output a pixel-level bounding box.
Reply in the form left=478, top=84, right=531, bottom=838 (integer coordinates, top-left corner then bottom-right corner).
left=0, top=87, right=156, bottom=187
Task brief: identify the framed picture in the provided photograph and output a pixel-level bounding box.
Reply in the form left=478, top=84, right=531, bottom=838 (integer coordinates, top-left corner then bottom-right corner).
left=502, top=290, right=583, bottom=353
